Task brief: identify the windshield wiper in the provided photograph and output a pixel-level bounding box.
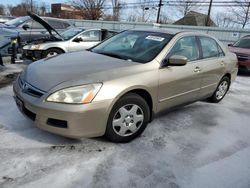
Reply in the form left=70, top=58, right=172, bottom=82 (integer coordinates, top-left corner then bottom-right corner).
left=96, top=51, right=131, bottom=61
left=97, top=51, right=123, bottom=59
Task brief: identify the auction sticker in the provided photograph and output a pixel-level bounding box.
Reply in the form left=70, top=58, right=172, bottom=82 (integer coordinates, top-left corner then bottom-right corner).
left=146, top=36, right=165, bottom=42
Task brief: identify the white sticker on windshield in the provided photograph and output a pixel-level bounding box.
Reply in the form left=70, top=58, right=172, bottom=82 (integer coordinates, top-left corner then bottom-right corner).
left=146, top=36, right=165, bottom=42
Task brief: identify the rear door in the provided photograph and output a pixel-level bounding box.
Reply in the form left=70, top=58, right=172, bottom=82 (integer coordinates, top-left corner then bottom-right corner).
left=197, top=36, right=226, bottom=98
left=158, top=35, right=204, bottom=111
left=68, top=29, right=101, bottom=52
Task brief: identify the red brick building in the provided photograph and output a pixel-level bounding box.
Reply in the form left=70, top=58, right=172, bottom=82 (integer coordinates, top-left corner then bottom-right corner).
left=51, top=4, right=83, bottom=19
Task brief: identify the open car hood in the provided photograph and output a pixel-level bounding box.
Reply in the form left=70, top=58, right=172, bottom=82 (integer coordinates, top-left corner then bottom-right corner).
left=27, top=12, right=63, bottom=39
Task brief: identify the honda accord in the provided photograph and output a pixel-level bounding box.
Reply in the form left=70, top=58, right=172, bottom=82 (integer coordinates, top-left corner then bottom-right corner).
left=13, top=29, right=238, bottom=142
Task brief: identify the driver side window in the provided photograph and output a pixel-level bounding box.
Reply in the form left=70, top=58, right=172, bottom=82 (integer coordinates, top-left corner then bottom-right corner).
left=169, top=36, right=199, bottom=62
left=80, top=30, right=100, bottom=41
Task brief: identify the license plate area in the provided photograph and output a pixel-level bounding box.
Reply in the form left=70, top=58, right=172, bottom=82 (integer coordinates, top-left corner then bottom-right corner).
left=14, top=96, right=36, bottom=121
left=14, top=96, right=24, bottom=111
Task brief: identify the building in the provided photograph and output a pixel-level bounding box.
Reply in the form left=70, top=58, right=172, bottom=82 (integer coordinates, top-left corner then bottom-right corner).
left=51, top=4, right=83, bottom=19
left=174, top=11, right=216, bottom=27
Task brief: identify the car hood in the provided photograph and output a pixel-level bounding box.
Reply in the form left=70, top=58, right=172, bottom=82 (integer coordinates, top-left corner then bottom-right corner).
left=27, top=12, right=62, bottom=39
left=229, top=46, right=250, bottom=56
left=23, top=51, right=140, bottom=92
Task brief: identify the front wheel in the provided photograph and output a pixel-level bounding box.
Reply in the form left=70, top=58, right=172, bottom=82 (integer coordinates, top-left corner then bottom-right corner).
left=208, top=76, right=230, bottom=103
left=105, top=93, right=150, bottom=143
left=44, top=48, right=63, bottom=58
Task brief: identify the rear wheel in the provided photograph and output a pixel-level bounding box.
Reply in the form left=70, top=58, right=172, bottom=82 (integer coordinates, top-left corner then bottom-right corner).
left=105, top=93, right=150, bottom=143
left=44, top=48, right=64, bottom=58
left=208, top=76, right=230, bottom=103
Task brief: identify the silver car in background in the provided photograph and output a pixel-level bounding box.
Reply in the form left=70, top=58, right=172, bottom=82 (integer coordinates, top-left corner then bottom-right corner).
left=23, top=27, right=118, bottom=60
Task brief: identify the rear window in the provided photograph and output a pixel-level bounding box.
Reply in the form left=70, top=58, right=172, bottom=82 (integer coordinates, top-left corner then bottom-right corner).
left=46, top=19, right=64, bottom=29
left=199, top=36, right=224, bottom=58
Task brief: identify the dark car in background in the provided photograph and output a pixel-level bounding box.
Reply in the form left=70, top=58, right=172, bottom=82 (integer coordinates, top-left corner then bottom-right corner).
left=0, top=28, right=19, bottom=57
left=0, top=12, right=74, bottom=58
left=229, top=35, right=250, bottom=72
left=0, top=12, right=73, bottom=46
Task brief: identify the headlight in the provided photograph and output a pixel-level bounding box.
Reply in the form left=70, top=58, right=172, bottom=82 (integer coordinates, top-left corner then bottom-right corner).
left=46, top=83, right=102, bottom=104
left=30, top=44, right=40, bottom=50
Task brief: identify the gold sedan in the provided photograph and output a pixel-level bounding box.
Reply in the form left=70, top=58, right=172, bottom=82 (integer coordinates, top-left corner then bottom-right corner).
left=13, top=29, right=238, bottom=142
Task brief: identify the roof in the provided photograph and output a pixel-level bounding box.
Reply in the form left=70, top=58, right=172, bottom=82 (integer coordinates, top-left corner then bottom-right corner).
left=131, top=28, right=180, bottom=35
left=174, top=11, right=216, bottom=27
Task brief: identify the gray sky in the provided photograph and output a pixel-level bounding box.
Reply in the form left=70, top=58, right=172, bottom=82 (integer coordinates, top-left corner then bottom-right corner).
left=1, top=0, right=248, bottom=28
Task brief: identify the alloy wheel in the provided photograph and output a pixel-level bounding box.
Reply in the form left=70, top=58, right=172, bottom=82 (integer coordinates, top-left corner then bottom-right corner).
left=112, top=104, right=144, bottom=137
left=215, top=81, right=228, bottom=100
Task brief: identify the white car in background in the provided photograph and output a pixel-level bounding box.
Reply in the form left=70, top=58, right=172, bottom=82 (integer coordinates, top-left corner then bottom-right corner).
left=23, top=27, right=118, bottom=61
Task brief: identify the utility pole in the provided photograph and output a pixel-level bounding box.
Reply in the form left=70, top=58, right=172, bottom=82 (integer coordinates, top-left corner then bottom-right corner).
left=31, top=0, right=33, bottom=12
left=156, top=0, right=163, bottom=23
left=206, top=0, right=213, bottom=26
left=243, top=2, right=250, bottom=28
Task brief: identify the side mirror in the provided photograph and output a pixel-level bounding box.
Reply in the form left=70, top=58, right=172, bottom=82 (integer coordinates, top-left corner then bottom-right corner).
left=73, top=37, right=83, bottom=43
left=22, top=24, right=30, bottom=30
left=163, top=55, right=187, bottom=67
left=228, top=44, right=233, bottom=47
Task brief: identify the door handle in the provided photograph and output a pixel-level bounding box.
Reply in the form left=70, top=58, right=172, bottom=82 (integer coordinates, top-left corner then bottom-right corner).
left=220, top=61, right=225, bottom=66
left=194, top=66, right=201, bottom=72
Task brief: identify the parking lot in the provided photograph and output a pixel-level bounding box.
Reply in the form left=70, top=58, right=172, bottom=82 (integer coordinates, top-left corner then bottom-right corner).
left=0, top=73, right=249, bottom=188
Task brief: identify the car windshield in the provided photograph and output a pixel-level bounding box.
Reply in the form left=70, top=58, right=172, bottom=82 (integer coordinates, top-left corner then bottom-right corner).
left=91, top=30, right=173, bottom=63
left=5, top=16, right=29, bottom=27
left=233, top=38, right=250, bottom=49
left=61, top=28, right=85, bottom=40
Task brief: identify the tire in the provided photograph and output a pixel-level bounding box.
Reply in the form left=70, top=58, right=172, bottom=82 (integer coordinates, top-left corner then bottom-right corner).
left=44, top=48, right=64, bottom=58
left=105, top=93, right=150, bottom=143
left=208, top=76, right=230, bottom=103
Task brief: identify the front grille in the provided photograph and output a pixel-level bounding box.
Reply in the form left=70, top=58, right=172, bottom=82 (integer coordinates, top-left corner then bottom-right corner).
left=33, top=51, right=43, bottom=59
left=18, top=77, right=45, bottom=98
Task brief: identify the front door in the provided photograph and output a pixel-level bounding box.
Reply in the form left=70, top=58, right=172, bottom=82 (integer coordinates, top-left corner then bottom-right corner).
left=68, top=30, right=101, bottom=52
left=158, top=36, right=203, bottom=111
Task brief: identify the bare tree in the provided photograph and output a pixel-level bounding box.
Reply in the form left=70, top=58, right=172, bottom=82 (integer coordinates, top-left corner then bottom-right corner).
left=6, top=5, right=13, bottom=15
left=231, top=0, right=250, bottom=28
left=215, top=12, right=236, bottom=28
left=9, top=0, right=38, bottom=16
left=160, top=14, right=172, bottom=24
left=71, top=0, right=106, bottom=20
left=136, top=0, right=152, bottom=22
left=126, top=13, right=137, bottom=22
left=39, top=2, right=47, bottom=16
left=111, top=0, right=121, bottom=21
left=175, top=0, right=201, bottom=17
left=0, top=4, right=5, bottom=15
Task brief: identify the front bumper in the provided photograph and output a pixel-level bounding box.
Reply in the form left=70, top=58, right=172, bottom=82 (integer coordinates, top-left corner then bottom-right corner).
left=238, top=60, right=250, bottom=72
left=13, top=80, right=112, bottom=138
left=22, top=49, right=44, bottom=61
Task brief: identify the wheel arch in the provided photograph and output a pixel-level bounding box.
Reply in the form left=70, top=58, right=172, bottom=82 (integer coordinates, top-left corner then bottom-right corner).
left=107, top=87, right=154, bottom=123
left=45, top=47, right=65, bottom=53
left=222, top=73, right=231, bottom=85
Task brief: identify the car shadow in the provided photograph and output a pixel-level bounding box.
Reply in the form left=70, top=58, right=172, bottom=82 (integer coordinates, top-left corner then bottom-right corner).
left=238, top=70, right=250, bottom=77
